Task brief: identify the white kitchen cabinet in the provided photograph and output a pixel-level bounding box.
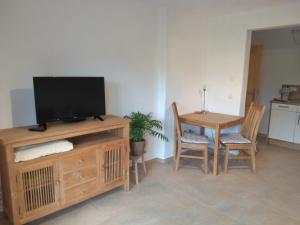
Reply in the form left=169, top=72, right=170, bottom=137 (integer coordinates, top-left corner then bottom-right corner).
left=294, top=113, right=300, bottom=144
left=269, top=103, right=297, bottom=142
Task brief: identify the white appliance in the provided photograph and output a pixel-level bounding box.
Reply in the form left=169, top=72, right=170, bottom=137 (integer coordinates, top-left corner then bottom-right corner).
left=269, top=103, right=300, bottom=143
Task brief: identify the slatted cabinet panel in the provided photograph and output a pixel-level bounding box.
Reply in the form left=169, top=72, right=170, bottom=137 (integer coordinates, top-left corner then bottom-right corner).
left=17, top=160, right=59, bottom=220
left=101, top=142, right=126, bottom=189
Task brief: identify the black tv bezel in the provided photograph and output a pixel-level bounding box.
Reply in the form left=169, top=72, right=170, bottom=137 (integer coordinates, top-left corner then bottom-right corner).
left=33, top=76, right=106, bottom=125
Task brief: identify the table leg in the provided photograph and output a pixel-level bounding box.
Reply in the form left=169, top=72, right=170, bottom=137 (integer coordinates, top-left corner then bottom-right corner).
left=213, top=125, right=221, bottom=176
left=135, top=160, right=139, bottom=185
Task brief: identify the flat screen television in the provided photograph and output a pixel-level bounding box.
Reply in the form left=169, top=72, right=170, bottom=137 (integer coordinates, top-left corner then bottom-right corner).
left=33, top=77, right=105, bottom=128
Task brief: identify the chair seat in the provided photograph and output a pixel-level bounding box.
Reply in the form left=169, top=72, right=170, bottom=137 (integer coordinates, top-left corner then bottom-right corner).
left=181, top=132, right=209, bottom=144
left=221, top=133, right=251, bottom=144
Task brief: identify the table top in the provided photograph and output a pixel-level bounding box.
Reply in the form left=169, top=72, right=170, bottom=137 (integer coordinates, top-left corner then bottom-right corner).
left=180, top=111, right=243, bottom=129
left=271, top=99, right=300, bottom=106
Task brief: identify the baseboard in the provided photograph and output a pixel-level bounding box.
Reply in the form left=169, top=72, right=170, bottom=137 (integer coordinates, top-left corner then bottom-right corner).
left=147, top=157, right=173, bottom=164
left=268, top=138, right=300, bottom=151
left=130, top=156, right=173, bottom=167
left=257, top=133, right=268, bottom=139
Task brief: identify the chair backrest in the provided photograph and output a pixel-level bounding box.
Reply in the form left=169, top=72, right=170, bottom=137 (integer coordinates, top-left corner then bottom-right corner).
left=241, top=102, right=266, bottom=142
left=172, top=102, right=182, bottom=138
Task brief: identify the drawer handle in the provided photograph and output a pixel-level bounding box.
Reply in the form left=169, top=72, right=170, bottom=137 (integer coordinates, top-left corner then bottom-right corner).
left=278, top=105, right=289, bottom=109
left=298, top=115, right=300, bottom=125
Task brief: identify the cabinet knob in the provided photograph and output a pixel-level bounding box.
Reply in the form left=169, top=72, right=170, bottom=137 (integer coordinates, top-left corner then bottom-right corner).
left=76, top=171, right=83, bottom=179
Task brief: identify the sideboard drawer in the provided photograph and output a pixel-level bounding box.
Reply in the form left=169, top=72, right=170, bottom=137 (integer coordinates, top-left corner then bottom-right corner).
left=62, top=150, right=96, bottom=172
left=272, top=103, right=298, bottom=112
left=64, top=180, right=97, bottom=204
left=63, top=166, right=97, bottom=189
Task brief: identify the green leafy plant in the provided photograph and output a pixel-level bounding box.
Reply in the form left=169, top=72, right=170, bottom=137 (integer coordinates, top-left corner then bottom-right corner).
left=125, top=112, right=168, bottom=142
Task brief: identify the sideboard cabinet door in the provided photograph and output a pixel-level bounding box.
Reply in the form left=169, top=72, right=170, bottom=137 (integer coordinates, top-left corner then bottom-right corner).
left=100, top=142, right=126, bottom=189
left=16, top=160, right=60, bottom=220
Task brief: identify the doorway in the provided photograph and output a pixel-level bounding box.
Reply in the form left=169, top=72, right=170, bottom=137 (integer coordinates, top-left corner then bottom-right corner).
left=245, top=25, right=300, bottom=135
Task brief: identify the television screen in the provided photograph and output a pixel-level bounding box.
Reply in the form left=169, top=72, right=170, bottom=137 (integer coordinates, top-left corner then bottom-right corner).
left=33, top=77, right=105, bottom=124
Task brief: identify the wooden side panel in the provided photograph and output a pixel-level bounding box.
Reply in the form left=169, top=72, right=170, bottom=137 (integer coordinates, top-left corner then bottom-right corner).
left=0, top=144, right=22, bottom=225
left=0, top=144, right=14, bottom=222
left=122, top=125, right=130, bottom=192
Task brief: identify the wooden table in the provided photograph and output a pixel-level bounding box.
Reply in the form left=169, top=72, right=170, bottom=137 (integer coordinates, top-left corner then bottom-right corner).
left=180, top=111, right=243, bottom=175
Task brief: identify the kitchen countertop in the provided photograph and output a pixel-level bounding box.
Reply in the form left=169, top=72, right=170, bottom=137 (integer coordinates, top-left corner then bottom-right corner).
left=271, top=99, right=300, bottom=106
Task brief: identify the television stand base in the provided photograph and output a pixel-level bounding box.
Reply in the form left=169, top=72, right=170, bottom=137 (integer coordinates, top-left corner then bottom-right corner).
left=63, top=117, right=86, bottom=123
left=28, top=123, right=47, bottom=132
left=94, top=116, right=104, bottom=121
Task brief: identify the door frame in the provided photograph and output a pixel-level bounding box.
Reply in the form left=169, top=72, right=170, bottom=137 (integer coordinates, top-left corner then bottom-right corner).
left=240, top=24, right=300, bottom=117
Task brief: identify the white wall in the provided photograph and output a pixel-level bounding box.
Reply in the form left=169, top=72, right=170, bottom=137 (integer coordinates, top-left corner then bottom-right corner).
left=0, top=1, right=210, bottom=160
left=2, top=1, right=300, bottom=161
left=163, top=3, right=300, bottom=158
left=205, top=3, right=300, bottom=119
left=0, top=0, right=166, bottom=160
left=252, top=28, right=300, bottom=134
left=164, top=10, right=208, bottom=158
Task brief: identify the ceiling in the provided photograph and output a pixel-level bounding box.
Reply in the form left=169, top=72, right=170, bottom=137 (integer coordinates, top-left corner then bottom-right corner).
left=156, top=0, right=300, bottom=17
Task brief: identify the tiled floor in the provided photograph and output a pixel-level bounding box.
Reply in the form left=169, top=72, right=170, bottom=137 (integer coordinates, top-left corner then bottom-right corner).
left=1, top=141, right=300, bottom=225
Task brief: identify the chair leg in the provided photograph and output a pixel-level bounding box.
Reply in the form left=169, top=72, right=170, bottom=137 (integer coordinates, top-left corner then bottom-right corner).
left=142, top=154, right=147, bottom=174
left=135, top=160, right=139, bottom=184
left=224, top=146, right=229, bottom=173
left=250, top=146, right=256, bottom=173
left=174, top=140, right=178, bottom=161
left=204, top=147, right=208, bottom=174
left=175, top=147, right=181, bottom=171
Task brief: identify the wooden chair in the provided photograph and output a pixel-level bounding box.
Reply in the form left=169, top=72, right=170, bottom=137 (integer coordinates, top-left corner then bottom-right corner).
left=172, top=102, right=209, bottom=173
left=221, top=103, right=266, bottom=173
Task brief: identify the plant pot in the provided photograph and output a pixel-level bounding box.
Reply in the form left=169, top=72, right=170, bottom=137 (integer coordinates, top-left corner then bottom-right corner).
left=131, top=140, right=146, bottom=156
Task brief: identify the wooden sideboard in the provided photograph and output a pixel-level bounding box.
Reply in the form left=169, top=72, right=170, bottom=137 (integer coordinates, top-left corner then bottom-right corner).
left=0, top=115, right=130, bottom=225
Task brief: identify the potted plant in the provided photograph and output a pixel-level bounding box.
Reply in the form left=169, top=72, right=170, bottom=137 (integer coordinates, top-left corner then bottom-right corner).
left=125, top=112, right=168, bottom=156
